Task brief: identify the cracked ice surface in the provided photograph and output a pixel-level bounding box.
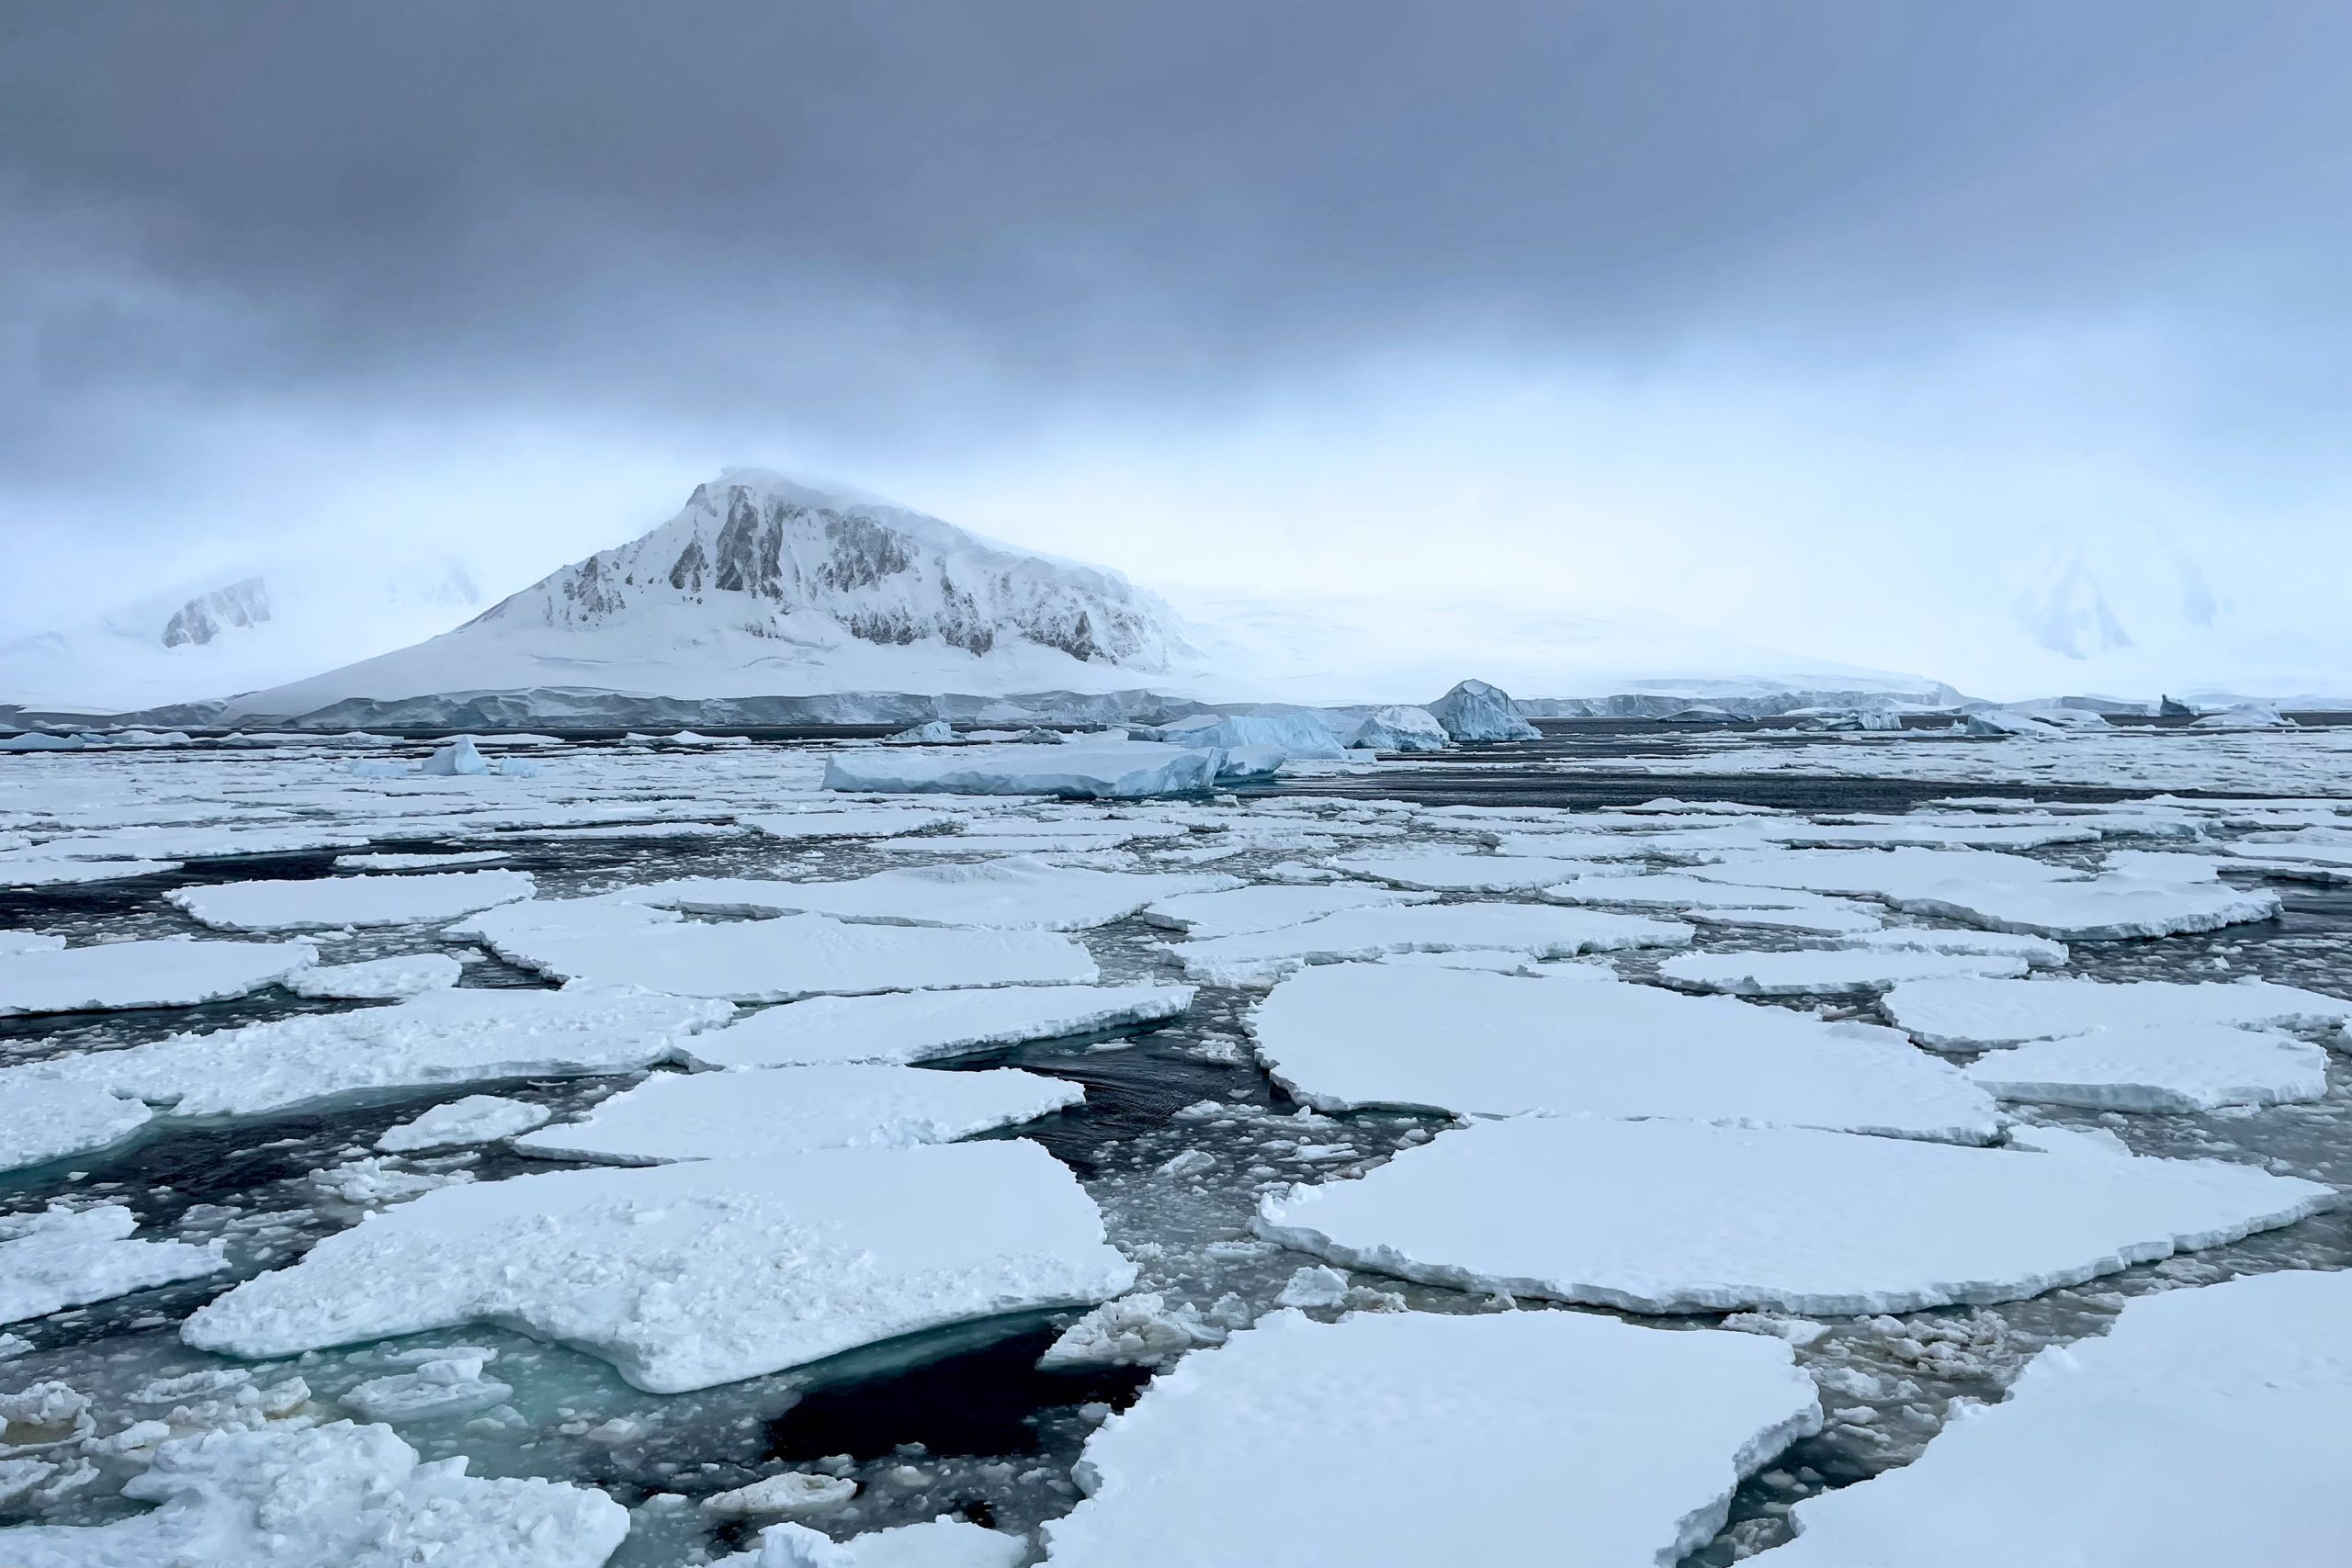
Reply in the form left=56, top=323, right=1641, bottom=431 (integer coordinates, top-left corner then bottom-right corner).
left=167, top=870, right=537, bottom=932
left=0, top=937, right=317, bottom=1016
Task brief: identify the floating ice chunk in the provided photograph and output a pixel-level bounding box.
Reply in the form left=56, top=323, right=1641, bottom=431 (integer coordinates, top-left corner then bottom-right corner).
left=2003, top=1122, right=2136, bottom=1160
left=1883, top=976, right=2352, bottom=1049
left=1690, top=848, right=2083, bottom=902
left=1137, top=883, right=1435, bottom=939
left=643, top=858, right=1237, bottom=930
left=335, top=850, right=514, bottom=870
left=1212, top=742, right=1286, bottom=783
left=1039, top=1292, right=1226, bottom=1370
left=0, top=937, right=317, bottom=1016
left=342, top=1354, right=514, bottom=1423
left=1542, top=873, right=1878, bottom=927
left=0, top=858, right=182, bottom=887
left=1041, top=1308, right=1818, bottom=1567
left=1170, top=903, right=1690, bottom=987
left=722, top=1517, right=1027, bottom=1567
left=1329, top=852, right=1604, bottom=892
left=705, top=1472, right=862, bottom=1517
left=311, top=1157, right=477, bottom=1208
left=184, top=1142, right=1136, bottom=1393
left=169, top=870, right=537, bottom=932
left=1154, top=711, right=1347, bottom=755
left=0, top=1076, right=153, bottom=1174
left=514, top=1065, right=1083, bottom=1163
left=1272, top=1265, right=1350, bottom=1309
left=1656, top=948, right=2031, bottom=997
left=377, top=1094, right=553, bottom=1151
left=883, top=721, right=959, bottom=745
left=1689, top=902, right=1888, bottom=935
left=1348, top=705, right=1450, bottom=752
left=1962, top=1025, right=2329, bottom=1111
left=420, top=735, right=492, bottom=774
left=824, top=742, right=1223, bottom=799
left=2190, top=703, right=2292, bottom=728
left=0, top=1421, right=626, bottom=1567
left=1833, top=927, right=2069, bottom=967
left=1254, top=1116, right=2330, bottom=1315
left=2099, top=849, right=2222, bottom=881
left=684, top=985, right=1193, bottom=1068
left=475, top=908, right=1098, bottom=1002
left=447, top=890, right=684, bottom=959
left=1249, top=965, right=1998, bottom=1142
left=745, top=808, right=963, bottom=840
left=1426, top=679, right=1540, bottom=742
left=1769, top=1269, right=2352, bottom=1567
left=287, top=953, right=463, bottom=999
left=0, top=1205, right=227, bottom=1325
left=5, top=986, right=733, bottom=1117
left=1886, top=875, right=2280, bottom=941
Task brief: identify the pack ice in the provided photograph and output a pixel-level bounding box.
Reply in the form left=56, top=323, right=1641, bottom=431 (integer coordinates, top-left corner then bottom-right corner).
left=1656, top=948, right=2030, bottom=997
left=1169, top=902, right=1691, bottom=986
left=1137, top=883, right=1435, bottom=939
left=513, top=1065, right=1082, bottom=1162
left=718, top=1517, right=1027, bottom=1567
left=823, top=742, right=1226, bottom=799
left=643, top=857, right=1235, bottom=930
left=1962, top=1024, right=2330, bottom=1111
left=1043, top=1308, right=1819, bottom=1567
left=1766, top=1269, right=2352, bottom=1566
left=1253, top=1116, right=2331, bottom=1315
left=0, top=937, right=316, bottom=1016
left=0, top=1421, right=627, bottom=1568
left=684, top=984, right=1193, bottom=1068
left=0, top=1204, right=227, bottom=1324
left=1883, top=976, right=2352, bottom=1049
left=1885, top=875, right=2281, bottom=941
left=0, top=1076, right=154, bottom=1174
left=184, top=1141, right=1136, bottom=1392
left=285, top=952, right=463, bottom=999
left=167, top=869, right=536, bottom=931
left=1248, top=965, right=1998, bottom=1143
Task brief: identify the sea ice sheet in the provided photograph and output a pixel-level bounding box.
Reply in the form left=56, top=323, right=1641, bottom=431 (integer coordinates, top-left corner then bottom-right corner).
left=684, top=985, right=1193, bottom=1068
left=1656, top=948, right=2030, bottom=997
left=184, top=1141, right=1137, bottom=1392
left=1886, top=875, right=2281, bottom=941
left=1137, top=883, right=1436, bottom=940
left=1254, top=1116, right=2331, bottom=1315
left=1169, top=902, right=1690, bottom=986
left=0, top=936, right=318, bottom=1016
left=1042, top=1308, right=1820, bottom=1568
left=1883, top=976, right=2352, bottom=1049
left=0, top=1205, right=228, bottom=1325
left=513, top=1065, right=1084, bottom=1162
left=1248, top=965, right=1998, bottom=1142
left=286, top=953, right=464, bottom=999
left=167, top=870, right=537, bottom=931
left=1962, top=1025, right=2330, bottom=1111
left=823, top=742, right=1223, bottom=799
left=0, top=1076, right=154, bottom=1174
left=644, top=857, right=1235, bottom=931
left=376, top=1094, right=553, bottom=1151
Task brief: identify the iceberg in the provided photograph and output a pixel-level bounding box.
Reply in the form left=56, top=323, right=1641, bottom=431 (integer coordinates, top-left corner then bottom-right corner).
left=1425, top=679, right=1539, bottom=742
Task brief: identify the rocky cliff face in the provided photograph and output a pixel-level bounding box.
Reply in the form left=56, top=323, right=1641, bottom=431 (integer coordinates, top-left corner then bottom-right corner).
left=162, top=578, right=270, bottom=648
left=474, top=470, right=1190, bottom=670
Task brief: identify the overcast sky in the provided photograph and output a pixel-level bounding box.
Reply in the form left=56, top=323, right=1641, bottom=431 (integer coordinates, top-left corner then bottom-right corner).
left=6, top=2, right=2348, bottom=697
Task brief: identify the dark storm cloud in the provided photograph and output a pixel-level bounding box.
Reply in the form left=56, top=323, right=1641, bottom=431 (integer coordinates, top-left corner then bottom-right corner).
left=3, top=0, right=2347, bottom=480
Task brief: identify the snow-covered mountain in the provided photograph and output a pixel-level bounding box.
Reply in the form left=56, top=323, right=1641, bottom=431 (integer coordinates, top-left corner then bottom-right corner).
left=220, top=470, right=1204, bottom=717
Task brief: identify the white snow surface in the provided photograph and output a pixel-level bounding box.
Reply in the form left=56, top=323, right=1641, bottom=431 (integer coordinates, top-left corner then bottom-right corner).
left=1962, top=1025, right=2331, bottom=1111
left=0, top=1204, right=228, bottom=1325
left=1138, top=882, right=1435, bottom=939
left=824, top=742, right=1225, bottom=800
left=513, top=1065, right=1083, bottom=1163
left=184, top=1141, right=1136, bottom=1392
left=1656, top=948, right=2032, bottom=997
left=167, top=870, right=536, bottom=931
left=1253, top=1116, right=2332, bottom=1315
left=1768, top=1269, right=2352, bottom=1567
left=0, top=1421, right=627, bottom=1567
left=376, top=1094, right=553, bottom=1152
left=1042, top=1308, right=1820, bottom=1568
left=4, top=985, right=734, bottom=1117
left=0, top=1076, right=154, bottom=1174
left=1883, top=976, right=2352, bottom=1049
left=641, top=857, right=1236, bottom=930
left=1168, top=902, right=1691, bottom=986
left=1248, top=965, right=1998, bottom=1142
left=285, top=952, right=463, bottom=999
left=472, top=907, right=1099, bottom=1001
left=0, top=936, right=317, bottom=1016
left=684, top=984, right=1193, bottom=1069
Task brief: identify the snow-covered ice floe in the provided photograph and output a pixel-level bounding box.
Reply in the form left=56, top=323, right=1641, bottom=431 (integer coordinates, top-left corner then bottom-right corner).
left=717, top=1517, right=1027, bottom=1567
left=1169, top=902, right=1691, bottom=987
left=0, top=986, right=733, bottom=1118
left=1883, top=976, right=2352, bottom=1050
left=1961, top=1024, right=2330, bottom=1111
left=1248, top=965, right=1999, bottom=1142
left=1037, top=1292, right=1227, bottom=1371
left=0, top=1076, right=155, bottom=1174
left=376, top=1094, right=552, bottom=1152
left=184, top=1141, right=1136, bottom=1392
left=1542, top=874, right=1884, bottom=935
left=1655, top=948, right=2030, bottom=997
left=823, top=742, right=1228, bottom=799
left=1328, top=852, right=1607, bottom=893
left=469, top=904, right=1099, bottom=1001
left=513, top=1065, right=1083, bottom=1162
left=1690, top=848, right=2083, bottom=901
left=682, top=984, right=1193, bottom=1068
left=340, top=1348, right=514, bottom=1422
left=0, top=937, right=317, bottom=1016
left=1136, top=883, right=1435, bottom=939
left=1884, top=875, right=2281, bottom=942
left=285, top=952, right=463, bottom=999
left=1253, top=1116, right=2331, bottom=1315
left=0, top=1421, right=626, bottom=1567
left=1765, top=1269, right=2352, bottom=1566
left=641, top=857, right=1236, bottom=930
left=1832, top=926, right=2068, bottom=967
left=744, top=807, right=964, bottom=840
left=1041, top=1308, right=1820, bottom=1567
left=0, top=1204, right=227, bottom=1324
left=166, top=870, right=536, bottom=932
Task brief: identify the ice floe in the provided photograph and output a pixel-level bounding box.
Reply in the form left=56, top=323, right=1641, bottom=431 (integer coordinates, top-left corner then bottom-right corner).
left=1656, top=948, right=2031, bottom=997
left=1426, top=679, right=1540, bottom=742
left=1248, top=964, right=1998, bottom=1141
left=0, top=1204, right=227, bottom=1324
left=0, top=1076, right=154, bottom=1174
left=513, top=1064, right=1083, bottom=1162
left=334, top=849, right=514, bottom=870
left=0, top=1421, right=627, bottom=1566
left=1832, top=926, right=2068, bottom=967
left=5, top=986, right=733, bottom=1117
left=1768, top=1269, right=2352, bottom=1566
left=1885, top=874, right=2280, bottom=941
left=745, top=807, right=963, bottom=840
left=167, top=869, right=537, bottom=931
left=824, top=742, right=1225, bottom=799
left=185, top=1141, right=1136, bottom=1391
left=1136, top=882, right=1436, bottom=939
left=1037, top=1292, right=1227, bottom=1371
left=341, top=1349, right=514, bottom=1422
left=718, top=1517, right=1027, bottom=1567
left=683, top=984, right=1193, bottom=1068
left=285, top=952, right=463, bottom=999
left=376, top=1093, right=553, bottom=1151
left=1041, top=1308, right=1818, bottom=1567
left=0, top=937, right=317, bottom=1016
left=642, top=857, right=1235, bottom=930
left=1329, top=852, right=1606, bottom=892
left=1169, top=902, right=1690, bottom=986
left=1962, top=1025, right=2330, bottom=1111
left=1254, top=1116, right=2331, bottom=1314
left=1690, top=848, right=2083, bottom=902
left=1883, top=976, right=2352, bottom=1049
